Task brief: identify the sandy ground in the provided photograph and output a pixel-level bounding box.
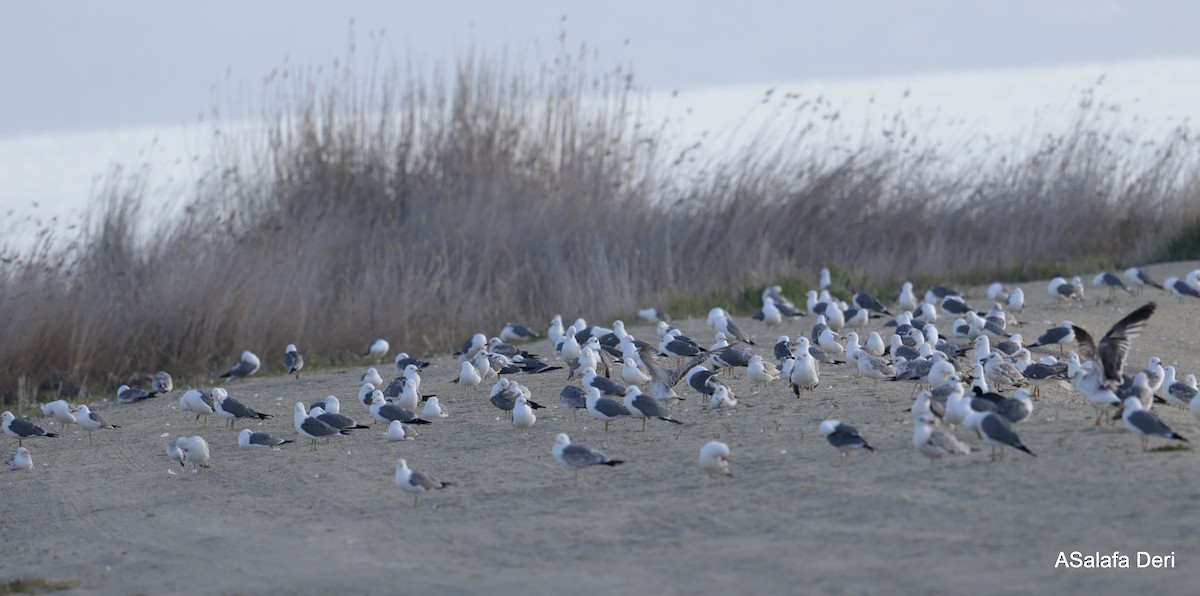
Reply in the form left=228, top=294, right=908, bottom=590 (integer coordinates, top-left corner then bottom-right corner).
left=4, top=263, right=1200, bottom=594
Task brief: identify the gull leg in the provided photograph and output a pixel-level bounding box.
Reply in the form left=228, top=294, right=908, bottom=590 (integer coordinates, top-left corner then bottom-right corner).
left=604, top=420, right=610, bottom=432
left=574, top=470, right=579, bottom=487
left=1142, top=435, right=1149, bottom=452
left=412, top=494, right=419, bottom=508
left=640, top=418, right=646, bottom=432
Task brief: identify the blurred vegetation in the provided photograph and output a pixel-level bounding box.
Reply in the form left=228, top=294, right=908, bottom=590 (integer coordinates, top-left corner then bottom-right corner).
left=2, top=32, right=1200, bottom=403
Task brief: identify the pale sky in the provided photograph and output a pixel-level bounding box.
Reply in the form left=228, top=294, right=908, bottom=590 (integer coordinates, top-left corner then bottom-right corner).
left=2, top=0, right=1200, bottom=136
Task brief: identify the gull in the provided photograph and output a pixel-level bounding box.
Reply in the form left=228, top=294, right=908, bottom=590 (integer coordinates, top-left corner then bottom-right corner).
left=788, top=346, right=820, bottom=396
left=924, top=286, right=961, bottom=308
left=394, top=352, right=432, bottom=371
left=396, top=379, right=425, bottom=411
left=864, top=332, right=886, bottom=357
left=364, top=338, right=390, bottom=362
left=512, top=355, right=562, bottom=375
left=173, top=435, right=211, bottom=470
left=853, top=291, right=891, bottom=315
left=395, top=458, right=451, bottom=507
left=1118, top=372, right=1156, bottom=411
left=891, top=334, right=919, bottom=362
left=685, top=366, right=720, bottom=397
left=386, top=420, right=415, bottom=442
left=821, top=301, right=846, bottom=331
left=1123, top=395, right=1188, bottom=452
left=819, top=419, right=875, bottom=463
left=699, top=441, right=731, bottom=481
left=559, top=386, right=587, bottom=419
left=621, top=357, right=652, bottom=385
left=3, top=411, right=58, bottom=446
left=1071, top=361, right=1122, bottom=425
left=310, top=406, right=371, bottom=432
left=763, top=285, right=806, bottom=317
left=453, top=360, right=483, bottom=390
left=1163, top=366, right=1198, bottom=408
left=1048, top=276, right=1084, bottom=304
left=710, top=345, right=753, bottom=375
left=548, top=315, right=566, bottom=345
left=911, top=390, right=943, bottom=423
left=940, top=295, right=973, bottom=317
left=1093, top=272, right=1134, bottom=300
left=312, top=395, right=343, bottom=415
left=1073, top=302, right=1156, bottom=389
left=707, top=307, right=754, bottom=345
left=819, top=267, right=832, bottom=291
left=913, top=415, right=971, bottom=465
left=362, top=367, right=384, bottom=387
left=179, top=389, right=216, bottom=425
left=585, top=387, right=631, bottom=431
left=582, top=367, right=625, bottom=397
left=369, top=392, right=432, bottom=426
left=284, top=344, right=304, bottom=379
left=357, top=383, right=376, bottom=407
left=1029, top=321, right=1075, bottom=356
left=843, top=307, right=870, bottom=330
left=638, top=306, right=676, bottom=326
left=1006, top=288, right=1025, bottom=313
left=294, top=402, right=351, bottom=451
left=1141, top=357, right=1166, bottom=394
left=897, top=282, right=917, bottom=312
left=238, top=428, right=294, bottom=449
left=984, top=352, right=1025, bottom=390
left=41, top=399, right=76, bottom=431
left=422, top=396, right=448, bottom=419
left=117, top=384, right=157, bottom=404
left=854, top=350, right=896, bottom=390
left=1164, top=277, right=1200, bottom=303
left=152, top=371, right=174, bottom=394
left=512, top=395, right=537, bottom=436
left=756, top=301, right=783, bottom=328
left=817, top=328, right=845, bottom=357
left=993, top=333, right=1024, bottom=357
left=8, top=447, right=31, bottom=471
left=913, top=303, right=938, bottom=325
left=1010, top=350, right=1068, bottom=397
left=657, top=330, right=700, bottom=357
left=74, top=404, right=119, bottom=442
left=965, top=410, right=1035, bottom=461
left=995, top=388, right=1034, bottom=425
left=166, top=438, right=185, bottom=467
left=748, top=355, right=780, bottom=383
left=623, top=386, right=682, bottom=431
left=214, top=389, right=271, bottom=429
left=557, top=326, right=582, bottom=363
left=1124, top=267, right=1163, bottom=295
left=500, top=322, right=541, bottom=342
left=553, top=433, right=624, bottom=486
left=219, top=351, right=261, bottom=380
left=487, top=380, right=527, bottom=417
left=638, top=307, right=672, bottom=324
left=709, top=332, right=730, bottom=352
left=987, top=282, right=1009, bottom=302
left=709, top=384, right=738, bottom=410
left=639, top=345, right=698, bottom=405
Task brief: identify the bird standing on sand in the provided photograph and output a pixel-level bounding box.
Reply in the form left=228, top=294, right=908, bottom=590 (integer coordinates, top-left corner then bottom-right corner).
left=553, top=433, right=624, bottom=486
left=395, top=458, right=452, bottom=507
left=219, top=351, right=261, bottom=380
left=699, top=441, right=731, bottom=481
left=2, top=411, right=58, bottom=446
left=284, top=344, right=304, bottom=379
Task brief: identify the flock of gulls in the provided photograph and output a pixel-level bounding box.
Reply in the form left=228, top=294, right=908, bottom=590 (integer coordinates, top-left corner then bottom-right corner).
left=4, top=265, right=1199, bottom=506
